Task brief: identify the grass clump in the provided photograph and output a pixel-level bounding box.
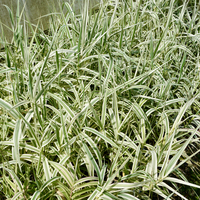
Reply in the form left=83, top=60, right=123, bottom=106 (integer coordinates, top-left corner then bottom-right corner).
left=0, top=0, right=200, bottom=199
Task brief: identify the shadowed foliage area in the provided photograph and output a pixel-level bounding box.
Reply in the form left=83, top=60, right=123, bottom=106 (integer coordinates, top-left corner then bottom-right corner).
left=0, top=0, right=200, bottom=199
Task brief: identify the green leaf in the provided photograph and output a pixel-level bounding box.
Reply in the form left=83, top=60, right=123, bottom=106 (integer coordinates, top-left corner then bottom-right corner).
left=170, top=98, right=195, bottom=136
left=3, top=168, right=23, bottom=192
left=88, top=189, right=101, bottom=200
left=48, top=92, right=75, bottom=118
left=11, top=192, right=23, bottom=200
left=84, top=127, right=118, bottom=148
left=31, top=191, right=40, bottom=200
left=82, top=142, right=101, bottom=179
left=164, top=132, right=195, bottom=178
left=158, top=182, right=187, bottom=200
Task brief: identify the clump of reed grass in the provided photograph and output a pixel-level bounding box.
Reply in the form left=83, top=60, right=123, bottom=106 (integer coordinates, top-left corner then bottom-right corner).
left=0, top=0, right=200, bottom=199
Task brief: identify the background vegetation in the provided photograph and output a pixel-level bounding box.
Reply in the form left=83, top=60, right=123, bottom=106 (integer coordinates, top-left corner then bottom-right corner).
left=0, top=0, right=200, bottom=199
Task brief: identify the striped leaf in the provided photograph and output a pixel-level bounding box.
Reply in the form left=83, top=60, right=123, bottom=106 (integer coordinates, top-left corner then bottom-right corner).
left=13, top=119, right=22, bottom=171
left=50, top=161, right=74, bottom=188
left=84, top=127, right=118, bottom=148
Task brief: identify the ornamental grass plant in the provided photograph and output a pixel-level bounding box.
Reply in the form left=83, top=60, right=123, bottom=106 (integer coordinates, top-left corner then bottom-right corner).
left=0, top=0, right=200, bottom=199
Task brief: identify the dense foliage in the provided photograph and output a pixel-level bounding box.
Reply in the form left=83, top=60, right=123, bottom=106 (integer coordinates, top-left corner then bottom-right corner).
left=0, top=0, right=200, bottom=199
